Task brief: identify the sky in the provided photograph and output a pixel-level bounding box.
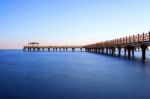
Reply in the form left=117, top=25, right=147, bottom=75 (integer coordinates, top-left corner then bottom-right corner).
left=1, top=0, right=150, bottom=49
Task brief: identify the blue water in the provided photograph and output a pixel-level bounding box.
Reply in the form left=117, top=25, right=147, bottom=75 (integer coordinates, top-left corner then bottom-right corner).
left=0, top=50, right=150, bottom=99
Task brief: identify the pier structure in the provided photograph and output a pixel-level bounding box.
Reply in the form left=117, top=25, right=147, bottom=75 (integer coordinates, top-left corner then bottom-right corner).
left=23, top=42, right=84, bottom=52
left=23, top=31, right=150, bottom=60
left=84, top=32, right=150, bottom=60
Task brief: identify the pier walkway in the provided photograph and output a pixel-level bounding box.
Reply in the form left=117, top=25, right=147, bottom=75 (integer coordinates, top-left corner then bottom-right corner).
left=24, top=31, right=150, bottom=60
left=85, top=31, right=150, bottom=60
left=23, top=42, right=84, bottom=52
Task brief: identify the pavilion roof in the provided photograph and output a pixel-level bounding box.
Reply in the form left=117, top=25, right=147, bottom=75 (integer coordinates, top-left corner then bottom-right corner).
left=28, top=42, right=39, bottom=44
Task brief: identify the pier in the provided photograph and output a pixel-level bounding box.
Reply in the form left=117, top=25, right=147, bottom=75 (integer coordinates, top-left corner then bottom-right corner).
left=24, top=31, right=150, bottom=60
left=23, top=42, right=84, bottom=52
left=85, top=31, right=150, bottom=60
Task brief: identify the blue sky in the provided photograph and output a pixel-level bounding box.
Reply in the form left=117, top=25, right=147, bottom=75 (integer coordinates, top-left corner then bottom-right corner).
left=1, top=0, right=150, bottom=49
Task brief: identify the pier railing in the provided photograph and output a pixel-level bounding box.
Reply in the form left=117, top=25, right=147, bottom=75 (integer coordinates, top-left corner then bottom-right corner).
left=85, top=32, right=150, bottom=48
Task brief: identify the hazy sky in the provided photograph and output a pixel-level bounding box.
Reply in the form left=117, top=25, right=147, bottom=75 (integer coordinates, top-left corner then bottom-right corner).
left=1, top=0, right=150, bottom=49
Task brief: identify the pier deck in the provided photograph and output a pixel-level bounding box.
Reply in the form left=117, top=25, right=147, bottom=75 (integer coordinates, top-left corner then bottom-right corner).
left=24, top=31, right=150, bottom=60
left=23, top=45, right=85, bottom=52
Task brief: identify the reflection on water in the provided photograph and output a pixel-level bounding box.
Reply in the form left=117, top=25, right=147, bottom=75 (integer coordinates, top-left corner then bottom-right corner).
left=0, top=50, right=150, bottom=99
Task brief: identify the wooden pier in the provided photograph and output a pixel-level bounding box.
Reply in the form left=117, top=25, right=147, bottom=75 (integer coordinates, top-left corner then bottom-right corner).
left=84, top=31, right=150, bottom=60
left=23, top=42, right=85, bottom=52
left=24, top=31, right=150, bottom=60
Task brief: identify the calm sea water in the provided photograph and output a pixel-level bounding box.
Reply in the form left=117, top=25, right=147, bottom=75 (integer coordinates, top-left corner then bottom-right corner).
left=0, top=50, right=150, bottom=99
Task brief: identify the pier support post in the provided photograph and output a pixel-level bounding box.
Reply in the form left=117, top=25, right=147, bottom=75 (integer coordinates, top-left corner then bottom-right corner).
left=127, top=47, right=131, bottom=59
left=48, top=48, right=50, bottom=52
left=97, top=48, right=99, bottom=53
left=30, top=48, right=32, bottom=52
left=98, top=48, right=101, bottom=53
left=80, top=48, right=82, bottom=52
left=118, top=46, right=121, bottom=57
left=72, top=48, right=75, bottom=52
left=55, top=48, right=56, bottom=51
left=109, top=48, right=111, bottom=54
left=138, top=48, right=140, bottom=51
left=127, top=46, right=134, bottom=59
left=99, top=48, right=101, bottom=53
left=131, top=47, right=134, bottom=56
left=96, top=48, right=98, bottom=53
left=106, top=48, right=108, bottom=54
left=111, top=47, right=115, bottom=56
left=124, top=47, right=127, bottom=55
left=28, top=48, right=31, bottom=52
left=93, top=48, right=95, bottom=53
left=85, top=48, right=87, bottom=52
left=102, top=48, right=104, bottom=54
left=33, top=48, right=35, bottom=52
left=87, top=48, right=89, bottom=52
left=141, top=45, right=148, bottom=60
left=94, top=48, right=96, bottom=53
left=135, top=48, right=136, bottom=51
left=37, top=48, right=40, bottom=52
left=89, top=48, right=92, bottom=52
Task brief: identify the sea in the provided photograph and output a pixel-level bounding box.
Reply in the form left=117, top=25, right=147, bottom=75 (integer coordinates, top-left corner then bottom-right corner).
left=0, top=49, right=150, bottom=99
